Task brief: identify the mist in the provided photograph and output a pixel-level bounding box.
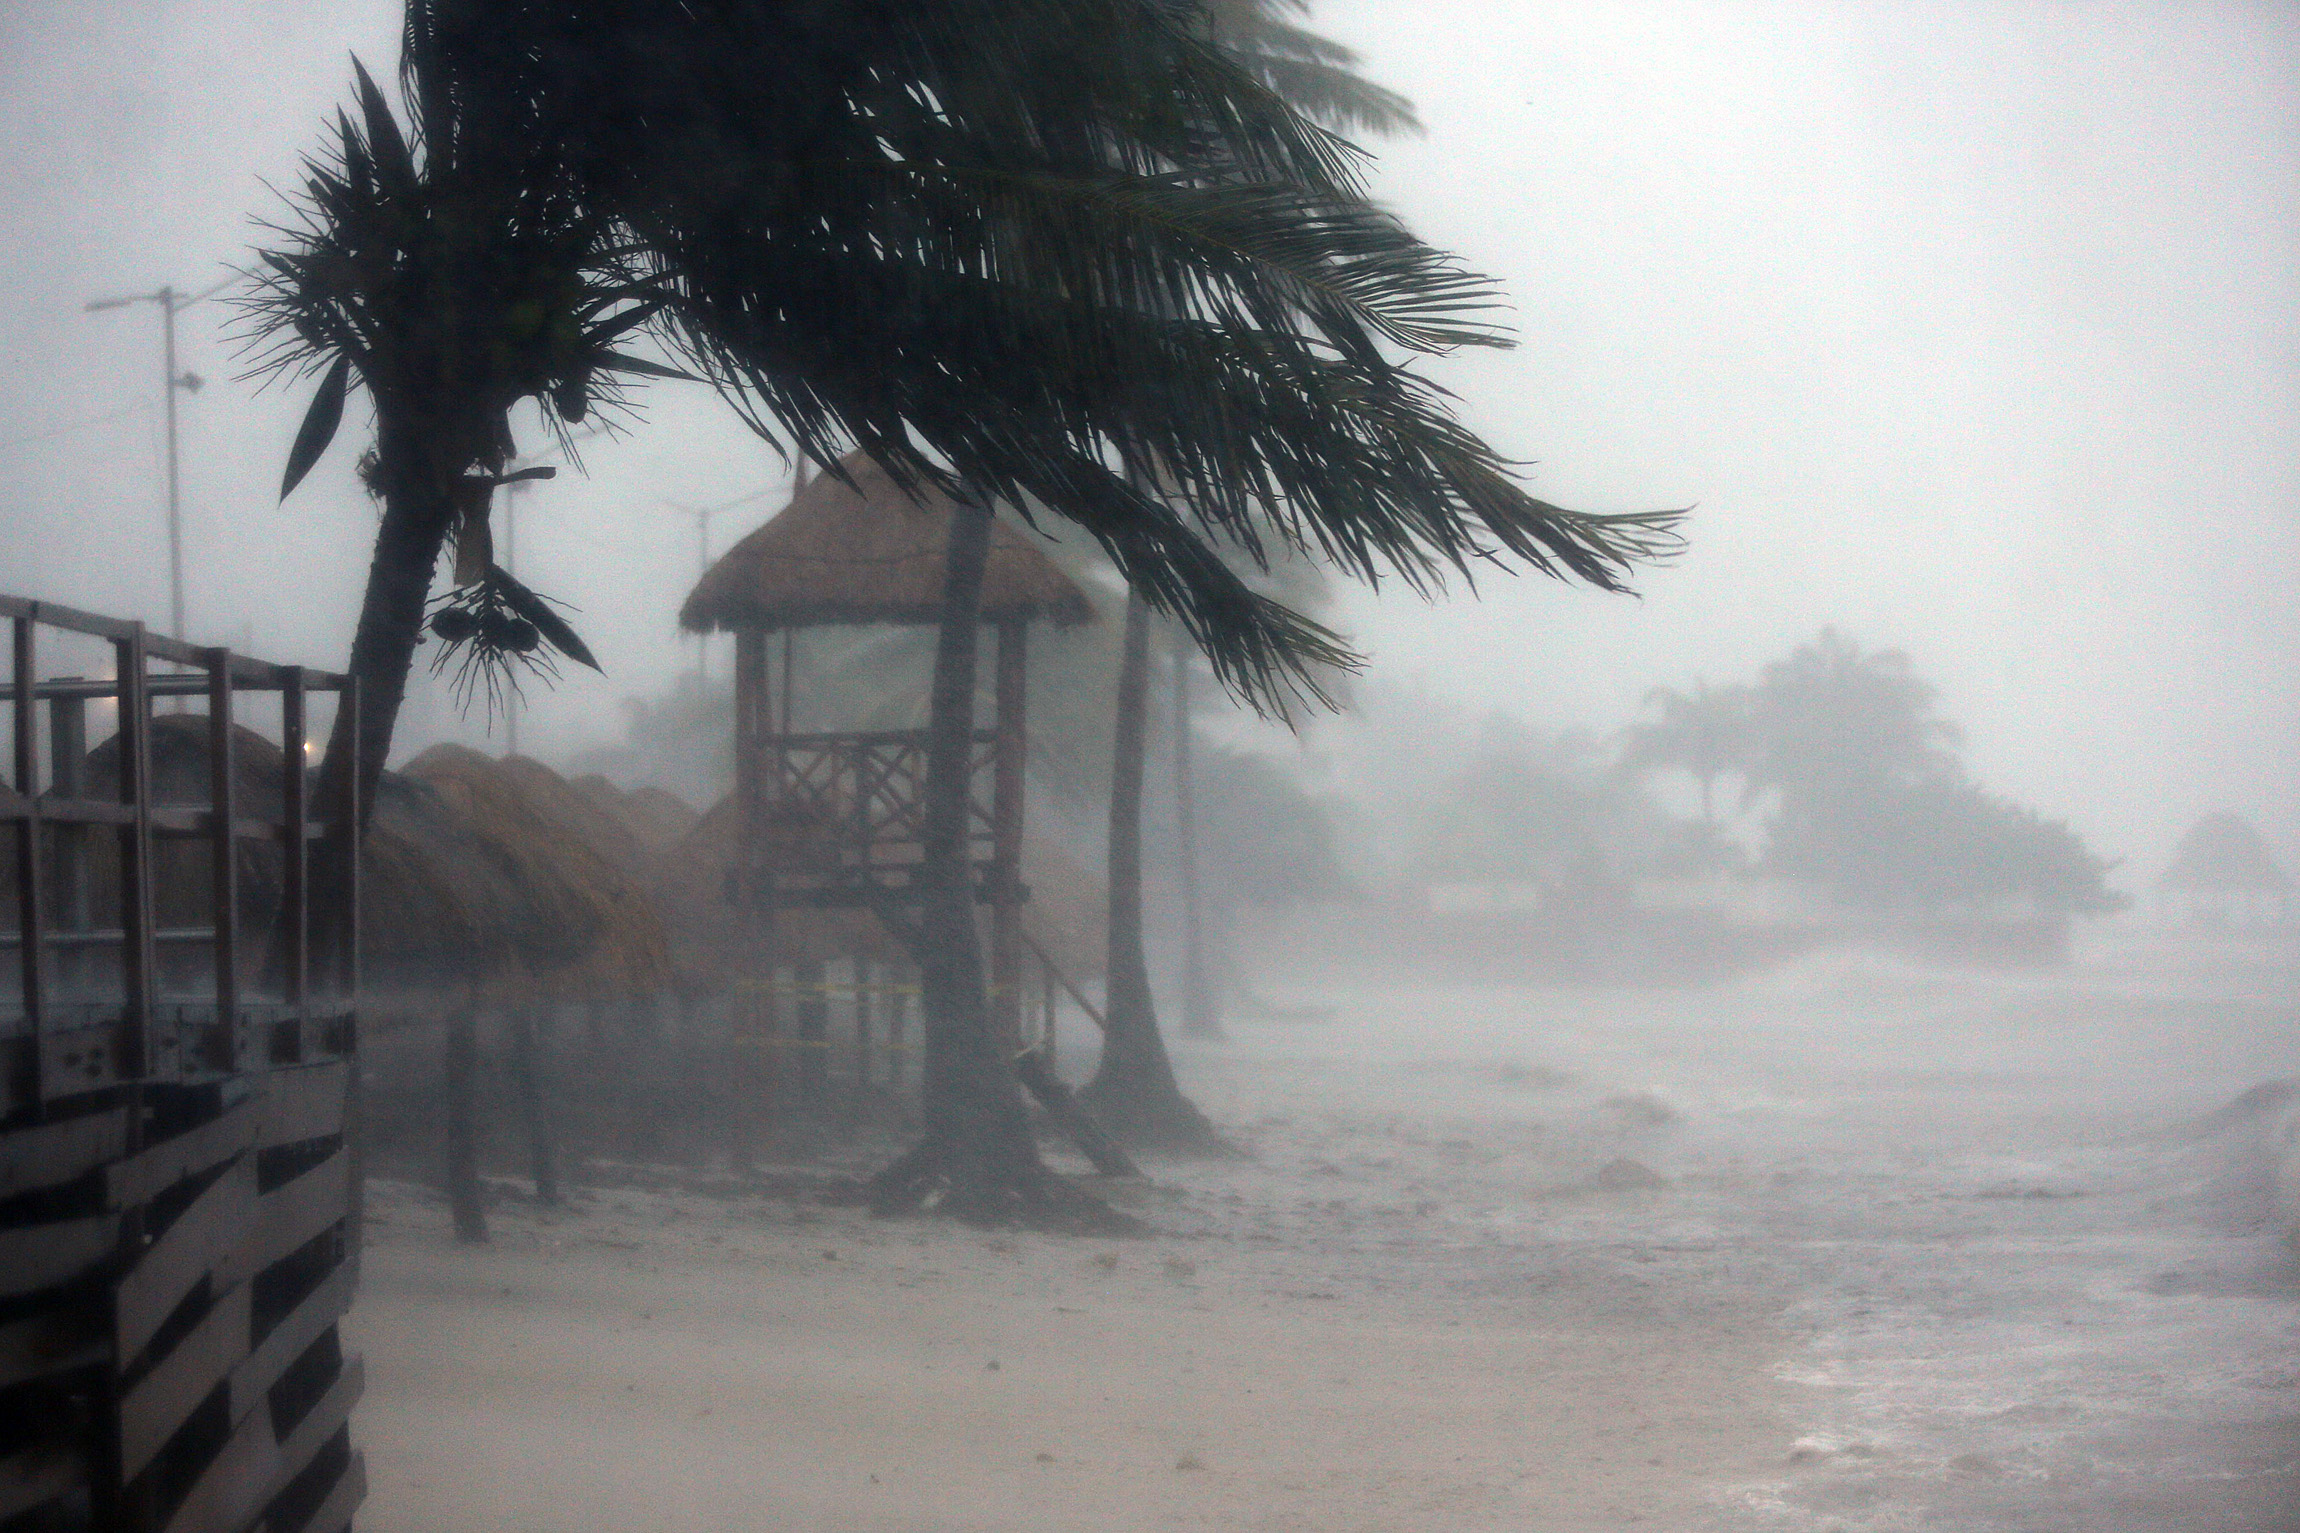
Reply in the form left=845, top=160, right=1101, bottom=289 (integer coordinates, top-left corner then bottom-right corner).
left=0, top=4, right=2295, bottom=1532
left=0, top=1, right=2291, bottom=882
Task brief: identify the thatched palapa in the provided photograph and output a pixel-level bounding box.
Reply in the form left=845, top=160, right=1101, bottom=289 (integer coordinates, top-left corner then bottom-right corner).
left=386, top=745, right=670, bottom=1001
left=679, top=451, right=1093, bottom=633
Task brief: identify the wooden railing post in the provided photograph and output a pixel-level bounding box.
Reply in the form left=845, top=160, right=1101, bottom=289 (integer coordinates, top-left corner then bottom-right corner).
left=204, top=649, right=239, bottom=1070
left=280, top=666, right=308, bottom=1028
left=13, top=613, right=45, bottom=1104
left=337, top=673, right=360, bottom=1002
left=114, top=626, right=154, bottom=1078
left=987, top=618, right=1027, bottom=1050
left=47, top=688, right=89, bottom=998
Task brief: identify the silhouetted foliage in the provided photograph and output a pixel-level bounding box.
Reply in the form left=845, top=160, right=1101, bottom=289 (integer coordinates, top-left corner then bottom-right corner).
left=1645, top=629, right=2125, bottom=916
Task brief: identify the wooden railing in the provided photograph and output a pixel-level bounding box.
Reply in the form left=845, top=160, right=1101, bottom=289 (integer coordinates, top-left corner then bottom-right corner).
left=0, top=597, right=364, bottom=1533
left=733, top=727, right=1012, bottom=907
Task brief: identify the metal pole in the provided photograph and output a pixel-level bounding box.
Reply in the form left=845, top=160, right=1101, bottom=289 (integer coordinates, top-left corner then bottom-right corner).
left=88, top=281, right=220, bottom=643
left=160, top=288, right=184, bottom=643
left=505, top=481, right=522, bottom=757
left=697, top=510, right=711, bottom=682
left=666, top=481, right=781, bottom=683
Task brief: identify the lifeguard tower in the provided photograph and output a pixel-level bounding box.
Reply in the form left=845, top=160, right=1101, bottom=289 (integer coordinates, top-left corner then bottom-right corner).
left=678, top=454, right=1093, bottom=1052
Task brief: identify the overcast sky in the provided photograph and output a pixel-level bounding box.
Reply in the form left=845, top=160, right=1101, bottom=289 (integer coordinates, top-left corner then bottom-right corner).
left=0, top=1, right=2291, bottom=881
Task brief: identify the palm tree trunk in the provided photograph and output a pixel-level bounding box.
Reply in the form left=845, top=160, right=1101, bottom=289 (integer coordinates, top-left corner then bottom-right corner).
left=508, top=1003, right=558, bottom=1206
left=309, top=415, right=472, bottom=970
left=443, top=1005, right=488, bottom=1243
left=1079, top=592, right=1225, bottom=1152
left=1171, top=623, right=1222, bottom=1040
left=869, top=494, right=1133, bottom=1232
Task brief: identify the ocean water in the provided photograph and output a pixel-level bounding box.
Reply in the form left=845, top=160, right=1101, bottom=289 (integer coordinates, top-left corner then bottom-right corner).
left=1171, top=927, right=2300, bottom=1531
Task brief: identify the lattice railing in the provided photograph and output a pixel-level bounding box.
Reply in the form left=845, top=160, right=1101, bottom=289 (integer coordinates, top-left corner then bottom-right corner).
left=739, top=727, right=1006, bottom=906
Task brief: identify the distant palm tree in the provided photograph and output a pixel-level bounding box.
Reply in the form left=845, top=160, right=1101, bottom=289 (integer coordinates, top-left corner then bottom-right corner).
left=249, top=0, right=1679, bottom=1227
left=1744, top=629, right=1961, bottom=814
left=1623, top=677, right=1752, bottom=827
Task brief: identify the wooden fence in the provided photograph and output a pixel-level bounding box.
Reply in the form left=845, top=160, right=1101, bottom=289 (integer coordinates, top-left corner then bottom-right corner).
left=0, top=597, right=362, bottom=1533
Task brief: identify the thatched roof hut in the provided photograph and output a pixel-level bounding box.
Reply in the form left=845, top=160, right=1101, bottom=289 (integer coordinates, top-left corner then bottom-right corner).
left=570, top=775, right=698, bottom=864
left=385, top=746, right=670, bottom=1001
left=679, top=452, right=1094, bottom=633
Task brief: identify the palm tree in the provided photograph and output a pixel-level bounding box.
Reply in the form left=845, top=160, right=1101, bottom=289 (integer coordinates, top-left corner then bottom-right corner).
left=248, top=0, right=1680, bottom=1227
left=1076, top=591, right=1229, bottom=1150
left=1743, top=629, right=1962, bottom=815
left=1622, top=677, right=1752, bottom=827
left=1079, top=0, right=1412, bottom=1139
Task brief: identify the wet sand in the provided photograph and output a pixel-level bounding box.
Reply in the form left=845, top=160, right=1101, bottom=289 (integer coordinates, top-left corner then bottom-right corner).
left=346, top=931, right=2300, bottom=1532
left=350, top=1159, right=1792, bottom=1533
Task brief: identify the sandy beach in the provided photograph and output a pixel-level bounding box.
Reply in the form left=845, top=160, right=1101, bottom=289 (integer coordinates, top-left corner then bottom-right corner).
left=346, top=935, right=2300, bottom=1532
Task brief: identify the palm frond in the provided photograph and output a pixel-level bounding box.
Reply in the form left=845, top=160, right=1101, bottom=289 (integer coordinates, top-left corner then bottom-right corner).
left=249, top=0, right=1678, bottom=718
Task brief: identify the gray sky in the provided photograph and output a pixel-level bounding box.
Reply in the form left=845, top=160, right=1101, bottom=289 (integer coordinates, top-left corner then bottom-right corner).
left=0, top=1, right=2292, bottom=882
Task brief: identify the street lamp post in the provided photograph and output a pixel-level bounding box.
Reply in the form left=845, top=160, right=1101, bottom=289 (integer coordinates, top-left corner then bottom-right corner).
left=666, top=469, right=789, bottom=684
left=86, top=282, right=225, bottom=643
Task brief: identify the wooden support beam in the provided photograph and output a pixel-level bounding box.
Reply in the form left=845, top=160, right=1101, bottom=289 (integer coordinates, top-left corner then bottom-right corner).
left=987, top=617, right=1027, bottom=1051
left=280, top=667, right=308, bottom=1021
left=1012, top=1048, right=1136, bottom=1178
left=734, top=630, right=765, bottom=863
left=1019, top=929, right=1109, bottom=1034
left=114, top=626, right=155, bottom=1077
left=14, top=614, right=46, bottom=1072
left=337, top=672, right=360, bottom=1000
left=206, top=648, right=238, bottom=1068
left=47, top=689, right=89, bottom=994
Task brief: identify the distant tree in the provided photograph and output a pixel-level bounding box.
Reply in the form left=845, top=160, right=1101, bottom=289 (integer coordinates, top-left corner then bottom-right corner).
left=1196, top=744, right=1351, bottom=907
left=1417, top=718, right=1650, bottom=902
left=1730, top=630, right=2121, bottom=917
left=2157, top=812, right=2292, bottom=929
left=1743, top=629, right=1960, bottom=816
left=1770, top=773, right=2125, bottom=916
left=1077, top=592, right=1226, bottom=1150
left=1621, top=677, right=1751, bottom=826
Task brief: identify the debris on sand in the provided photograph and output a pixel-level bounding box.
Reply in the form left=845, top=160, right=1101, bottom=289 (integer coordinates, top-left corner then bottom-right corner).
left=1594, top=1158, right=1669, bottom=1192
